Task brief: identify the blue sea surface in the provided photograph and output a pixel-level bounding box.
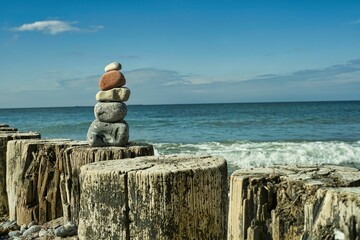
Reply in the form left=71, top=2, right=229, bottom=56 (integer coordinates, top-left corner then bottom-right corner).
left=1, top=101, right=360, bottom=172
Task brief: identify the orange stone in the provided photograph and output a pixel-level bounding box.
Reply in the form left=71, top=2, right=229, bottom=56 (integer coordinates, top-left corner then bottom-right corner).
left=99, top=71, right=126, bottom=91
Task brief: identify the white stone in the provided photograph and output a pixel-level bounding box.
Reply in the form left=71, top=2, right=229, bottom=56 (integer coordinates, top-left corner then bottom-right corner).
left=104, top=62, right=122, bottom=72
left=96, top=87, right=131, bottom=102
left=39, top=229, right=48, bottom=237
left=8, top=231, right=21, bottom=237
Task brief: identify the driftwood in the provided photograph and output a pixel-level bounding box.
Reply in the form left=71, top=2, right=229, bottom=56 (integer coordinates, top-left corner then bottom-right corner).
left=0, top=132, right=40, bottom=214
left=228, top=165, right=360, bottom=240
left=78, top=155, right=228, bottom=240
left=6, top=139, right=154, bottom=226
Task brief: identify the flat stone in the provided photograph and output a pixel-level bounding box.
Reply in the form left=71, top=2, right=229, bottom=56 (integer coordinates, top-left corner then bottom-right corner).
left=55, top=221, right=77, bottom=237
left=99, top=70, right=126, bottom=91
left=94, top=102, right=127, bottom=123
left=38, top=229, right=48, bottom=237
left=42, top=217, right=64, bottom=229
left=0, top=124, right=9, bottom=128
left=22, top=225, right=42, bottom=237
left=8, top=230, right=21, bottom=237
left=104, top=62, right=122, bottom=72
left=87, top=120, right=129, bottom=147
left=96, top=87, right=131, bottom=102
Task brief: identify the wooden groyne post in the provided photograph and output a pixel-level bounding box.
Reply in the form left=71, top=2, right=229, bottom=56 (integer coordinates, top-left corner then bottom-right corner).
left=0, top=128, right=41, bottom=214
left=228, top=165, right=360, bottom=239
left=78, top=155, right=228, bottom=240
left=6, top=138, right=154, bottom=225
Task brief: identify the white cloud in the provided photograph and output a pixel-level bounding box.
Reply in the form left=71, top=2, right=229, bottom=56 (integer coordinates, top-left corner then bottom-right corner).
left=12, top=20, right=103, bottom=35
left=125, top=68, right=217, bottom=86
left=347, top=19, right=360, bottom=25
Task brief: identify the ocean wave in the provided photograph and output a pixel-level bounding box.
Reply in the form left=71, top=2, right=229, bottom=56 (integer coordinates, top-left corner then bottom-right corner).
left=152, top=140, right=360, bottom=171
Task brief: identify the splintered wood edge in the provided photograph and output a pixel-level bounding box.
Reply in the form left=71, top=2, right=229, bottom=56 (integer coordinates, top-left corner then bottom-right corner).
left=80, top=155, right=226, bottom=175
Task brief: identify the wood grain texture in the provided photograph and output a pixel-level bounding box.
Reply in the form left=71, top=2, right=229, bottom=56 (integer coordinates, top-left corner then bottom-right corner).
left=61, top=144, right=154, bottom=223
left=228, top=165, right=360, bottom=240
left=78, top=155, right=228, bottom=240
left=0, top=132, right=40, bottom=214
left=6, top=139, right=153, bottom=226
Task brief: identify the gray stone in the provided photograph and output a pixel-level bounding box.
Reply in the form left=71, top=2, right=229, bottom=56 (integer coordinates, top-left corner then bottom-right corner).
left=22, top=225, right=42, bottom=237
left=104, top=62, right=122, bottom=72
left=87, top=120, right=129, bottom=147
left=8, top=230, right=21, bottom=237
left=2, top=220, right=18, bottom=230
left=0, top=124, right=9, bottom=128
left=96, top=87, right=131, bottom=102
left=47, top=228, right=55, bottom=236
left=94, top=102, right=127, bottom=123
left=55, top=221, right=77, bottom=237
left=39, top=229, right=48, bottom=237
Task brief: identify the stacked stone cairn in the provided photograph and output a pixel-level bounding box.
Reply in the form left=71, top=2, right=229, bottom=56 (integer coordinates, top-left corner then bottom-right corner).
left=87, top=62, right=131, bottom=147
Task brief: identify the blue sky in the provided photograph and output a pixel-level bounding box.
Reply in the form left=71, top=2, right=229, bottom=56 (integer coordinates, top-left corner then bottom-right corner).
left=0, top=0, right=360, bottom=108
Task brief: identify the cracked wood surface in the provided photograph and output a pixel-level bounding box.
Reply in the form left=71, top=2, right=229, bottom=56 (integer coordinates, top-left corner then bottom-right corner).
left=228, top=165, right=360, bottom=240
left=78, top=155, right=228, bottom=240
left=6, top=139, right=154, bottom=225
left=0, top=132, right=40, bottom=214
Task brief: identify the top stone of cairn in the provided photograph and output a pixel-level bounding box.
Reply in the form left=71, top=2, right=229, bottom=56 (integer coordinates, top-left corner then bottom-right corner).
left=105, top=62, right=122, bottom=72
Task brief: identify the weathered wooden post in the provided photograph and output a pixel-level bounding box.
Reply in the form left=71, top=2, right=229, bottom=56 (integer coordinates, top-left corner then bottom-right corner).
left=305, top=187, right=360, bottom=238
left=78, top=155, right=228, bottom=240
left=0, top=131, right=40, bottom=214
left=60, top=143, right=154, bottom=223
left=6, top=139, right=154, bottom=225
left=6, top=139, right=86, bottom=225
left=228, top=165, right=360, bottom=240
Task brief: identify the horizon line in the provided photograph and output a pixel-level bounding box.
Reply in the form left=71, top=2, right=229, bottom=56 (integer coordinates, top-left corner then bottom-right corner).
left=1, top=99, right=359, bottom=110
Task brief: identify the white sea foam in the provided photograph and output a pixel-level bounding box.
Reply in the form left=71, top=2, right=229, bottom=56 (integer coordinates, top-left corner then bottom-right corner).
left=153, top=141, right=360, bottom=170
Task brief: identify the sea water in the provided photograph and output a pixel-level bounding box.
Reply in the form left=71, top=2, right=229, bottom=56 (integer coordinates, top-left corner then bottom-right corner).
left=1, top=101, right=359, bottom=173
